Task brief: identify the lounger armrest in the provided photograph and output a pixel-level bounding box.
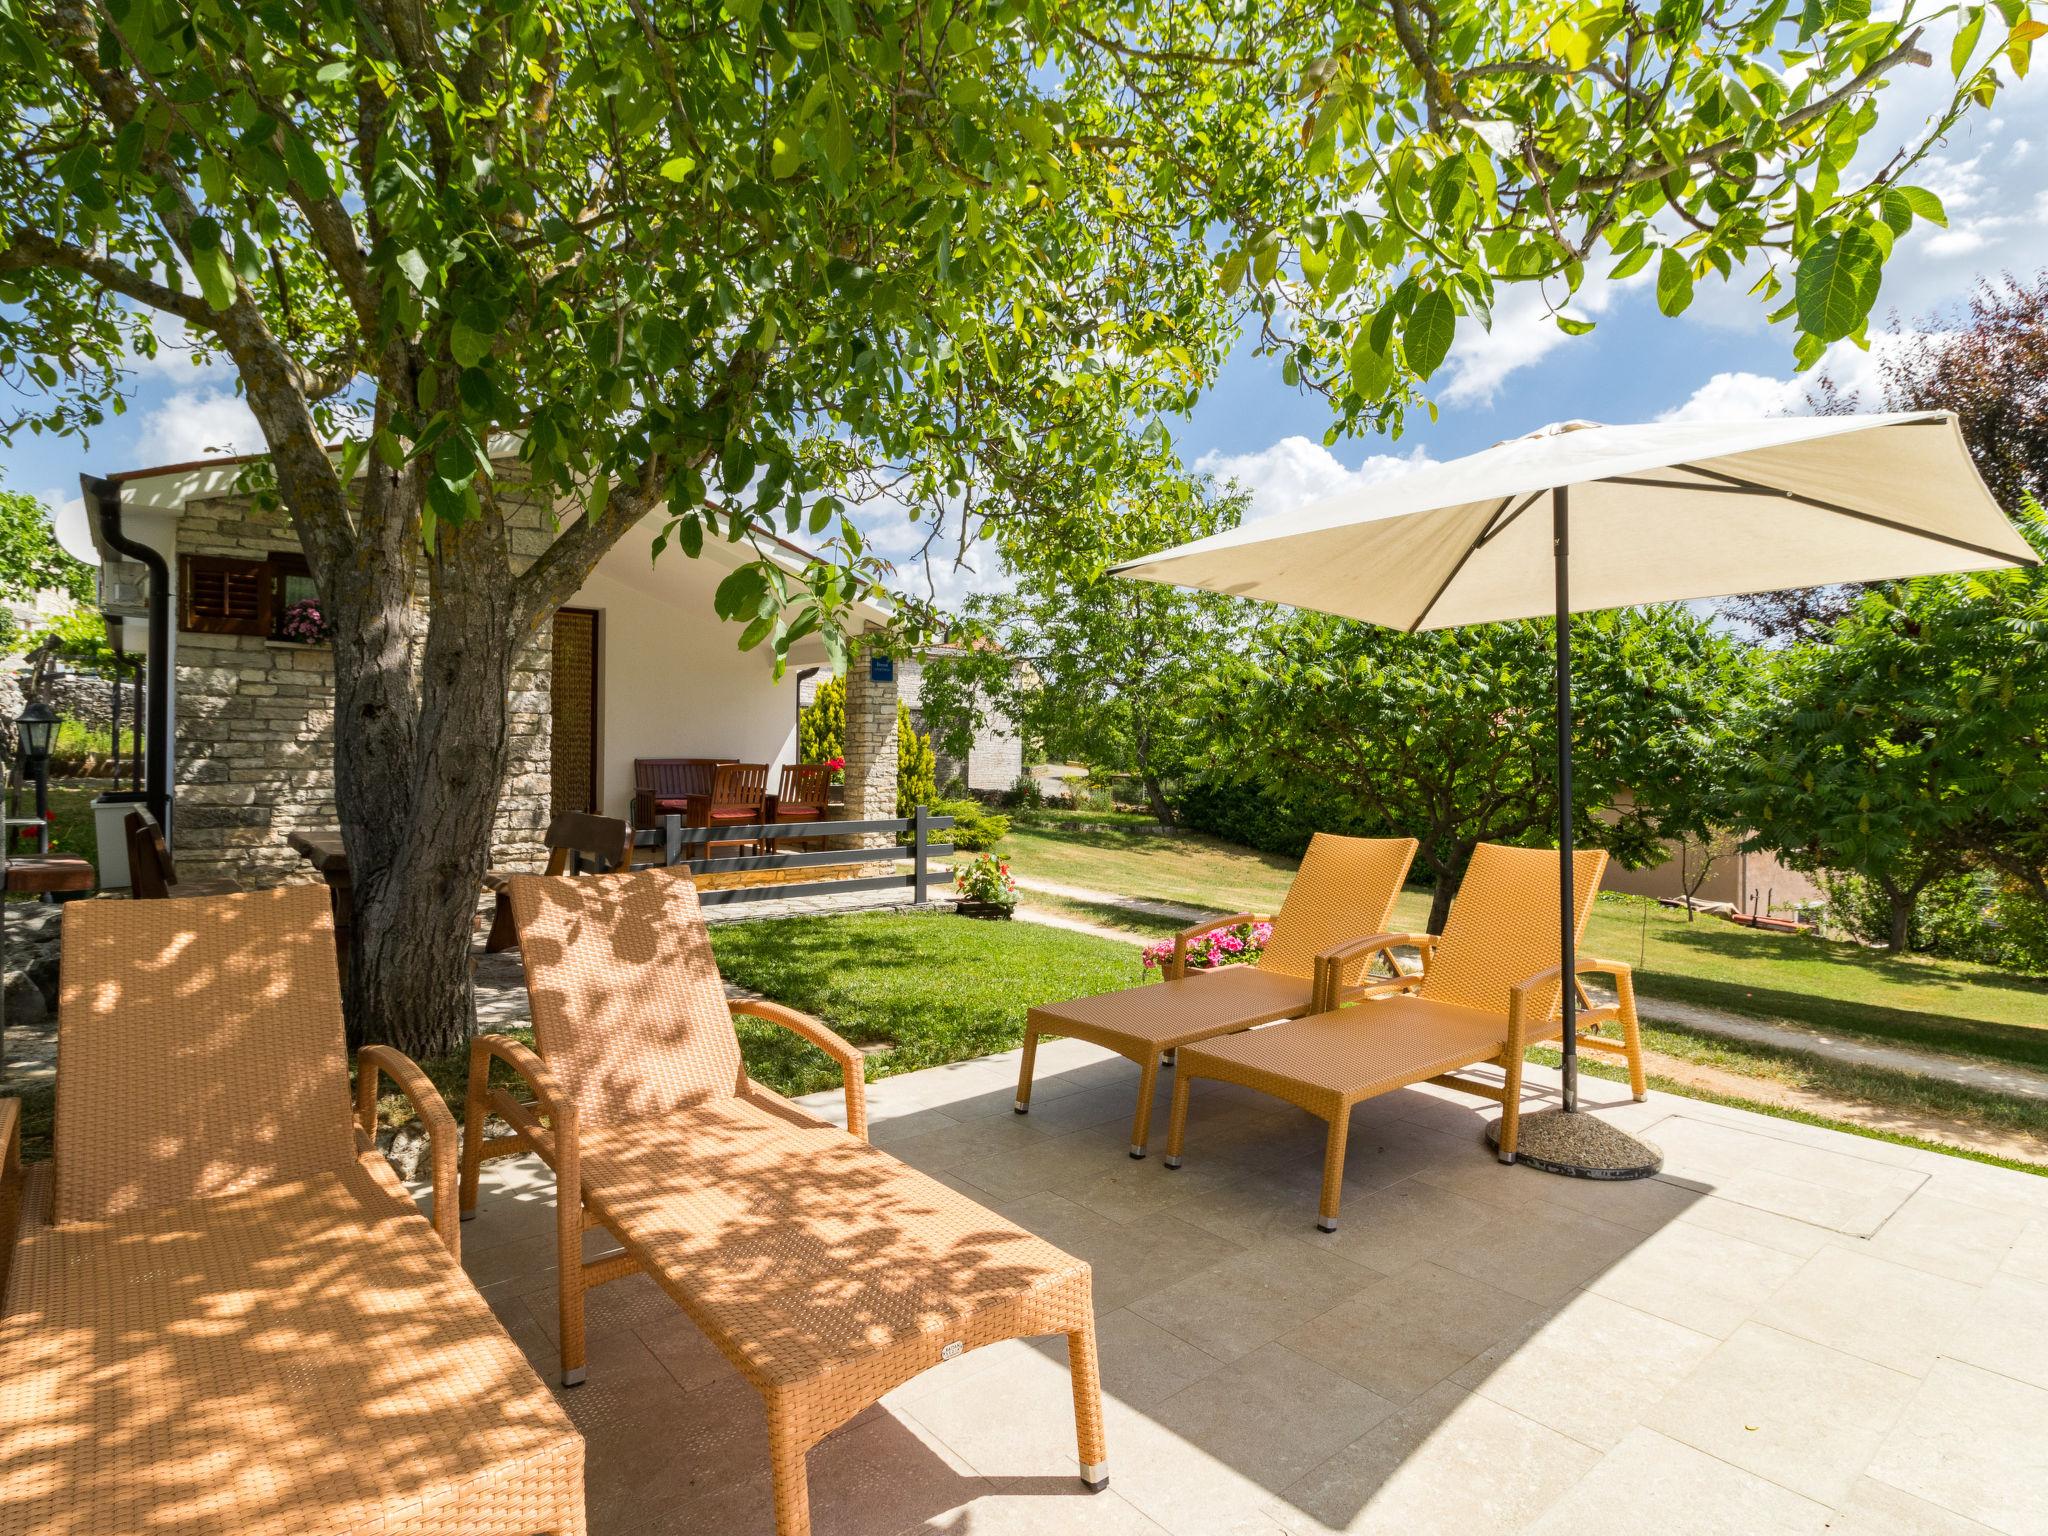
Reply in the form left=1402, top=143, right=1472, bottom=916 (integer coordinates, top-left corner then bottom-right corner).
left=356, top=1045, right=462, bottom=1256
left=1506, top=957, right=1637, bottom=1047
left=730, top=1000, right=869, bottom=1142
left=1171, top=913, right=1268, bottom=980
left=1311, top=932, right=1435, bottom=1011
left=461, top=1033, right=581, bottom=1227
left=0, top=1098, right=18, bottom=1301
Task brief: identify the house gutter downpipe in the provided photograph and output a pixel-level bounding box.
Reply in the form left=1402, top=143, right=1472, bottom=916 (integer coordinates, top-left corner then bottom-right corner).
left=80, top=475, right=173, bottom=838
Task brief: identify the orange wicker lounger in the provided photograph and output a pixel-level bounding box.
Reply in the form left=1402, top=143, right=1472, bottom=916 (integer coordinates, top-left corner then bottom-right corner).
left=0, top=886, right=585, bottom=1536
left=464, top=868, right=1107, bottom=1536
left=1017, top=833, right=1418, bottom=1157
left=1165, top=844, right=1645, bottom=1230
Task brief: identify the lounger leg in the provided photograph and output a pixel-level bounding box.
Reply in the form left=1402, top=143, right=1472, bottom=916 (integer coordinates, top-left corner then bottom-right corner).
left=1015, top=1023, right=1040, bottom=1115
left=1497, top=1049, right=1524, bottom=1165
left=557, top=1193, right=587, bottom=1387
left=1163, top=1069, right=1192, bottom=1169
left=1317, top=1112, right=1350, bottom=1232
left=767, top=1403, right=813, bottom=1536
left=458, top=1046, right=487, bottom=1221
left=1129, top=1052, right=1160, bottom=1158
left=1616, top=973, right=1648, bottom=1102
left=1068, top=1322, right=1109, bottom=1490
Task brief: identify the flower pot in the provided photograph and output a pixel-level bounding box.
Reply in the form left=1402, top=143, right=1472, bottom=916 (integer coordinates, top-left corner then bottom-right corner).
left=955, top=899, right=1015, bottom=921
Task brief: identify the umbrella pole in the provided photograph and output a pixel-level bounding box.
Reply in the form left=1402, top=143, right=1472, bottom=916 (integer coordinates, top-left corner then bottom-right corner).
left=1553, top=486, right=1577, bottom=1114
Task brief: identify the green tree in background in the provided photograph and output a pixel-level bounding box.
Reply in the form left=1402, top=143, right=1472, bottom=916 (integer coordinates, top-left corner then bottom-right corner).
left=0, top=490, right=94, bottom=612
left=1, top=0, right=2016, bottom=1053
left=1733, top=507, right=2048, bottom=952
left=1213, top=606, right=1748, bottom=932
left=924, top=476, right=1249, bottom=824
left=897, top=700, right=936, bottom=818
left=798, top=675, right=845, bottom=767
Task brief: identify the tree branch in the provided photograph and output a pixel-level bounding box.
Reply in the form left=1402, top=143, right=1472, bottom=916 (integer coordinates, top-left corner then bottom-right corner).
left=0, top=229, right=214, bottom=326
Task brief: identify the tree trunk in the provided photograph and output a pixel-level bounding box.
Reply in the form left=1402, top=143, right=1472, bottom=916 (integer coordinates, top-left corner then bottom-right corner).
left=1882, top=883, right=1915, bottom=954
left=1128, top=712, right=1174, bottom=827
left=322, top=473, right=522, bottom=1059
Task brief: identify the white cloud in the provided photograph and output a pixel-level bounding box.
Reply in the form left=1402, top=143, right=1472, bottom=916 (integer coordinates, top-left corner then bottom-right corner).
left=1194, top=435, right=1433, bottom=518
left=1657, top=331, right=1945, bottom=422
left=1438, top=273, right=1640, bottom=408
left=130, top=386, right=261, bottom=467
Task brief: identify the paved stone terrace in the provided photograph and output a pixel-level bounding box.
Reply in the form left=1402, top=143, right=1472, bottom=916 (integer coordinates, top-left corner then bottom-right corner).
left=447, top=1037, right=2048, bottom=1536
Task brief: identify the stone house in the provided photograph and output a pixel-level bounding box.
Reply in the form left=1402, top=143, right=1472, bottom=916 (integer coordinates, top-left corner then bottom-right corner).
left=79, top=451, right=913, bottom=887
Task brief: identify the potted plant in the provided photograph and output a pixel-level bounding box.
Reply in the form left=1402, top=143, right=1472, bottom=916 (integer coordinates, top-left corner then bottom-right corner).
left=954, top=852, right=1017, bottom=919
left=278, top=596, right=332, bottom=644
left=1140, top=918, right=1274, bottom=973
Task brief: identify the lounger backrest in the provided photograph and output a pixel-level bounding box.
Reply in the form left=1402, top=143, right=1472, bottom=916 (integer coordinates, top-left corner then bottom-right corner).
left=1256, top=833, right=1420, bottom=984
left=1418, top=843, right=1608, bottom=1021
left=507, top=866, right=744, bottom=1123
left=54, top=884, right=353, bottom=1223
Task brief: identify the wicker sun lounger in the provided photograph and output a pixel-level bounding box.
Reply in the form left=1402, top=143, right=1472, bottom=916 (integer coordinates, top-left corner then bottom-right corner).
left=463, top=867, right=1107, bottom=1536
left=1016, top=832, right=1418, bottom=1157
left=0, top=886, right=585, bottom=1536
left=1165, top=843, right=1645, bottom=1230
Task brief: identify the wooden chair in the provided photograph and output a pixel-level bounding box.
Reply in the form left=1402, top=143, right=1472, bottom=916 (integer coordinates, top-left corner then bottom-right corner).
left=482, top=812, right=634, bottom=952
left=631, top=758, right=724, bottom=829
left=698, top=762, right=770, bottom=861
left=767, top=764, right=833, bottom=852
left=123, top=810, right=239, bottom=898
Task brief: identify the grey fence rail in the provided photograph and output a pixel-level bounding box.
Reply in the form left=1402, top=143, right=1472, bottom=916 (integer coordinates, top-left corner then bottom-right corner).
left=632, top=805, right=955, bottom=907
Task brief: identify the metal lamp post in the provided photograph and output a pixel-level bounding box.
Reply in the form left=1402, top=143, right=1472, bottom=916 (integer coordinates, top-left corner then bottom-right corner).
left=15, top=701, right=55, bottom=852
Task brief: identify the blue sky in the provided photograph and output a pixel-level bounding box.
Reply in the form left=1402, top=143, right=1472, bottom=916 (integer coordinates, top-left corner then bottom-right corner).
left=6, top=40, right=2044, bottom=604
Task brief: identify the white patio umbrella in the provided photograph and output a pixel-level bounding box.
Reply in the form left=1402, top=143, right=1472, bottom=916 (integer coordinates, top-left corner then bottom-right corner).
left=1113, top=412, right=2038, bottom=1154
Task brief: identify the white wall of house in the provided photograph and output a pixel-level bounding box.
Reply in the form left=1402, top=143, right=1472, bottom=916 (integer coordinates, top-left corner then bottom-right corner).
left=569, top=534, right=826, bottom=823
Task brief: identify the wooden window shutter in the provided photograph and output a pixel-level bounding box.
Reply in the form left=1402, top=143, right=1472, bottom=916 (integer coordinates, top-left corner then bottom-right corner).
left=180, top=554, right=269, bottom=636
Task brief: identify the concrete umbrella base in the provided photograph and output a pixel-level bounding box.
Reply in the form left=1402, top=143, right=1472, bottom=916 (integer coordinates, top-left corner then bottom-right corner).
left=1486, top=1109, right=1663, bottom=1181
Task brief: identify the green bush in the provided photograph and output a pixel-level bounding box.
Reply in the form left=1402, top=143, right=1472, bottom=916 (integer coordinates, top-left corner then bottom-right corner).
left=930, top=797, right=1010, bottom=851
left=896, top=701, right=936, bottom=817
left=1004, top=773, right=1044, bottom=809
left=1820, top=869, right=2048, bottom=974
left=799, top=675, right=844, bottom=764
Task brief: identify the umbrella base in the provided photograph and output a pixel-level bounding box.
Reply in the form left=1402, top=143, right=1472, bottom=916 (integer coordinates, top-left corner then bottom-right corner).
left=1486, top=1109, right=1662, bottom=1181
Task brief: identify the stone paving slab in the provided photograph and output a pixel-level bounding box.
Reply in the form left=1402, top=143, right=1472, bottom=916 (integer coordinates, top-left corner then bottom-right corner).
left=440, top=1032, right=2048, bottom=1536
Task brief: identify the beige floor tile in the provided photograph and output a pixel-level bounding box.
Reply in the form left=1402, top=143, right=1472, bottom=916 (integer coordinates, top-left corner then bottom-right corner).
left=1098, top=1409, right=1312, bottom=1536
left=1945, top=1274, right=2048, bottom=1391
left=1585, top=1217, right=1806, bottom=1338
left=1279, top=1260, right=1539, bottom=1404
left=1867, top=1358, right=2048, bottom=1536
left=2001, top=1220, right=2048, bottom=1284
left=1038, top=1307, right=1227, bottom=1409
left=1148, top=1345, right=1397, bottom=1495
left=1852, top=1189, right=2031, bottom=1284
left=1518, top=1164, right=1706, bottom=1233
left=1837, top=1475, right=2004, bottom=1536
left=1435, top=1200, right=1641, bottom=1306
left=1303, top=1175, right=1500, bottom=1272
left=1647, top=1113, right=1926, bottom=1237
left=995, top=1192, right=1240, bottom=1313
left=1757, top=1246, right=1973, bottom=1375
left=1673, top=1191, right=1836, bottom=1259
left=899, top=1340, right=1107, bottom=1481
left=1644, top=1321, right=1914, bottom=1505
left=910, top=1483, right=1176, bottom=1534
left=1523, top=1426, right=1838, bottom=1536
left=1461, top=1291, right=1717, bottom=1452
left=1131, top=1240, right=1375, bottom=1361
left=1271, top=1381, right=1598, bottom=1535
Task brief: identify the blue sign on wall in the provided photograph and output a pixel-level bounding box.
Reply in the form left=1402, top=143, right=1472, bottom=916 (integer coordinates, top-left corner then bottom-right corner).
left=869, top=654, right=895, bottom=683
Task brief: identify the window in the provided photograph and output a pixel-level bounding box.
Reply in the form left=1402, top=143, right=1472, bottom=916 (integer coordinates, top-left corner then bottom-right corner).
left=179, top=551, right=322, bottom=641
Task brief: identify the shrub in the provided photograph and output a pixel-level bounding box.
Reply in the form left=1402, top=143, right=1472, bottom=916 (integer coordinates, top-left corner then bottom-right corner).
left=929, top=797, right=1010, bottom=851
left=1005, top=773, right=1044, bottom=809
left=897, top=701, right=936, bottom=816
left=799, top=675, right=844, bottom=764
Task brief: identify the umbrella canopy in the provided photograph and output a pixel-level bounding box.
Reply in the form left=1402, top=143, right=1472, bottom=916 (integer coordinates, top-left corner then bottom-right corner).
left=1112, top=410, right=2038, bottom=1143
left=1113, top=412, right=2036, bottom=629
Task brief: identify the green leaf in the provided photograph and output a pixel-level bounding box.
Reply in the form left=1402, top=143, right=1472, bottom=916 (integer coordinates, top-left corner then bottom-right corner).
left=1554, top=313, right=1595, bottom=336
left=659, top=155, right=696, bottom=181
left=1891, top=185, right=1947, bottom=226
left=1656, top=248, right=1694, bottom=317
left=1348, top=330, right=1396, bottom=399
left=1404, top=289, right=1456, bottom=379
left=395, top=249, right=430, bottom=291
left=676, top=514, right=703, bottom=558
left=1795, top=227, right=1883, bottom=342
left=450, top=320, right=492, bottom=368
left=1953, top=6, right=1986, bottom=75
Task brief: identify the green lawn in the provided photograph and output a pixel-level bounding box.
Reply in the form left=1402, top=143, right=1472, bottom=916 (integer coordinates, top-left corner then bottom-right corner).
left=998, top=820, right=2048, bottom=1072
left=709, top=910, right=1147, bottom=1094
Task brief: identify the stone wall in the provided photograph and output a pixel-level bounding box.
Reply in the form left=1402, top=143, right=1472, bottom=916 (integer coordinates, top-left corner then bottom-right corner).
left=839, top=643, right=899, bottom=848
left=171, top=490, right=553, bottom=886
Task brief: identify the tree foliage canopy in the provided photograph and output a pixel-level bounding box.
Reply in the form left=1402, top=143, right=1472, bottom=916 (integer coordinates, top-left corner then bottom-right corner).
left=1731, top=505, right=2048, bottom=948
left=0, top=490, right=95, bottom=609
left=1204, top=604, right=1746, bottom=929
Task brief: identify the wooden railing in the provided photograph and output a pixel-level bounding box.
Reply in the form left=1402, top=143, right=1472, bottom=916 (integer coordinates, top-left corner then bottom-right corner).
left=633, top=805, right=955, bottom=907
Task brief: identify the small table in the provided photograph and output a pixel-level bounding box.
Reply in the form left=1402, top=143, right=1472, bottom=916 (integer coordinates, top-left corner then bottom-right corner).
left=1, top=854, right=94, bottom=1078
left=287, top=828, right=353, bottom=974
